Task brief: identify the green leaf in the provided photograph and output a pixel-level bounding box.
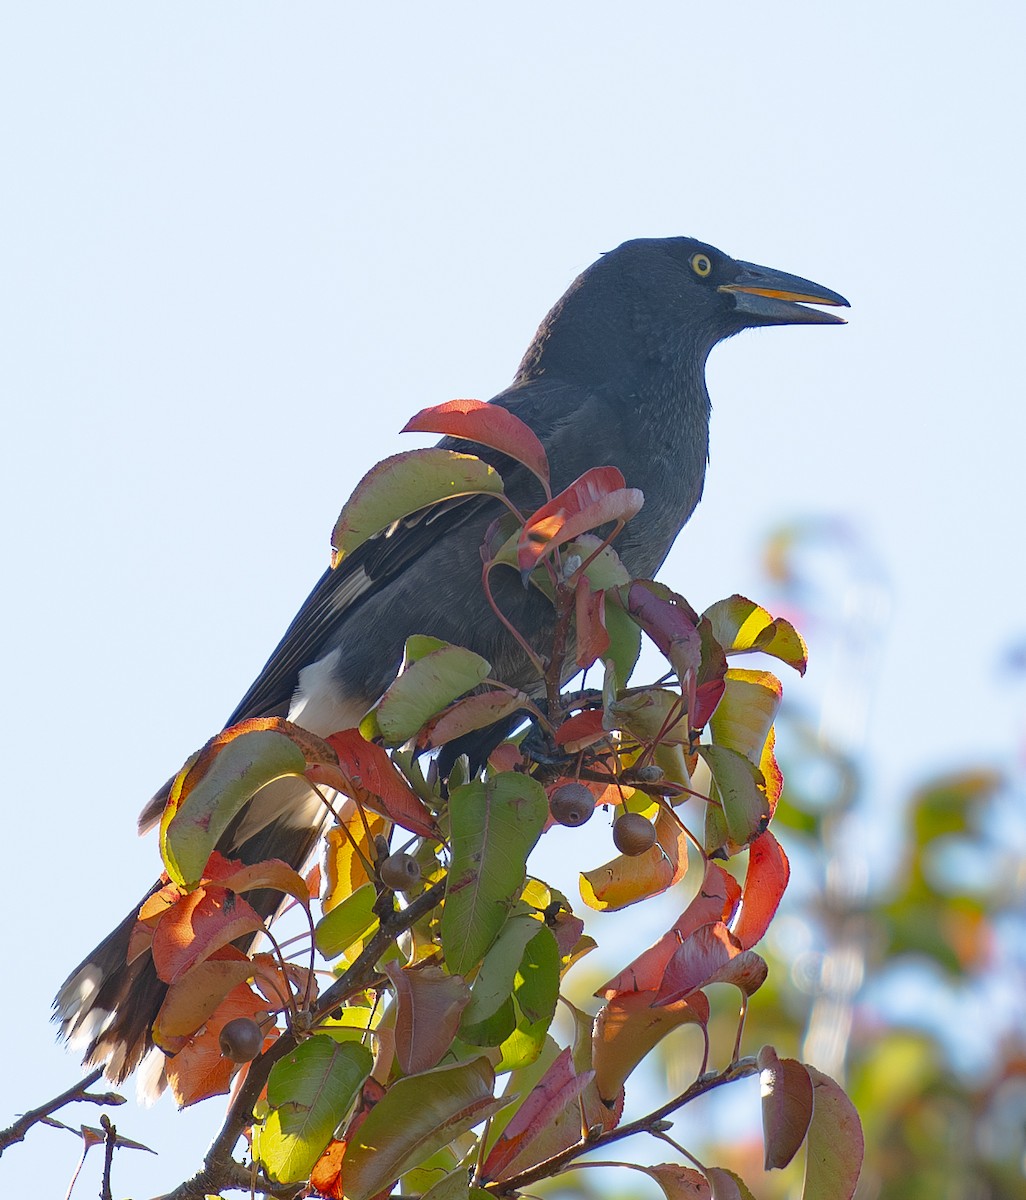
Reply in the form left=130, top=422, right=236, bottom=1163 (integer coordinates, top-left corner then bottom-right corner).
left=494, top=1004, right=551, bottom=1073
left=161, top=728, right=308, bottom=888
left=802, top=1065, right=864, bottom=1200
left=331, top=448, right=503, bottom=563
left=376, top=642, right=492, bottom=745
left=460, top=914, right=544, bottom=1029
left=696, top=744, right=770, bottom=851
left=253, top=1036, right=372, bottom=1184
left=513, top=927, right=560, bottom=1024
left=603, top=596, right=643, bottom=685
left=420, top=1166, right=474, bottom=1200
left=442, top=774, right=548, bottom=975
left=460, top=995, right=517, bottom=1048
left=342, top=1058, right=508, bottom=1200
left=314, top=882, right=378, bottom=960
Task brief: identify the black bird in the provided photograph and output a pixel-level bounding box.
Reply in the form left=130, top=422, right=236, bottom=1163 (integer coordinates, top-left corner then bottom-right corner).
left=56, top=236, right=848, bottom=1088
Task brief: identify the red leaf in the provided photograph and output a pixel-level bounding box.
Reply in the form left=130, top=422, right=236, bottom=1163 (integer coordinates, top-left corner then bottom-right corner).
left=402, top=397, right=550, bottom=490
left=554, top=708, right=608, bottom=752
left=384, top=961, right=471, bottom=1076
left=481, top=1048, right=592, bottom=1181
left=321, top=729, right=438, bottom=839
left=733, top=830, right=790, bottom=950
left=516, top=467, right=642, bottom=574
left=150, top=885, right=264, bottom=984
left=627, top=581, right=702, bottom=683
left=418, top=689, right=529, bottom=750
left=655, top=923, right=768, bottom=1006
left=575, top=576, right=611, bottom=669
left=597, top=861, right=741, bottom=998
left=757, top=1046, right=814, bottom=1170
left=164, top=982, right=270, bottom=1107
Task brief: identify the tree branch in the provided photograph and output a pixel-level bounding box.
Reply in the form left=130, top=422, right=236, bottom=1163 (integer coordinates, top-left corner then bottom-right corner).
left=159, top=877, right=448, bottom=1199
left=484, top=1057, right=759, bottom=1195
left=0, top=1068, right=123, bottom=1156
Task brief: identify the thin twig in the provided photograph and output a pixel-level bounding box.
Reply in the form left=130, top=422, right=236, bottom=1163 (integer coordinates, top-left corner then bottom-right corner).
left=483, top=1057, right=759, bottom=1195
left=99, top=1115, right=116, bottom=1200
left=0, top=1068, right=122, bottom=1156
left=160, top=877, right=448, bottom=1199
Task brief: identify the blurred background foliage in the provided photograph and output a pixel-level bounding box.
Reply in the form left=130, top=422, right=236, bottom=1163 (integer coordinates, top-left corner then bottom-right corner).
left=548, top=521, right=1026, bottom=1199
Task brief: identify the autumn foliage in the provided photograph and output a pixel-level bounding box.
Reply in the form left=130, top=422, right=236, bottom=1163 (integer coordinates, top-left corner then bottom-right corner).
left=111, top=400, right=865, bottom=1197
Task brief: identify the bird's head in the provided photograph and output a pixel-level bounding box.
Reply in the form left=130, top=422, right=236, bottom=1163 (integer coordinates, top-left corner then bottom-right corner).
left=517, top=236, right=848, bottom=387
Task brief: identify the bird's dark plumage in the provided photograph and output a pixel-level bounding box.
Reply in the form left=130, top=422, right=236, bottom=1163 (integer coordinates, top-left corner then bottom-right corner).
left=56, top=236, right=847, bottom=1089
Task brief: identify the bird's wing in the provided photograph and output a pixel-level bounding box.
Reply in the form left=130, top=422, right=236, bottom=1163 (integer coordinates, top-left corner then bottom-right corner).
left=223, top=491, right=498, bottom=725
left=224, top=378, right=613, bottom=728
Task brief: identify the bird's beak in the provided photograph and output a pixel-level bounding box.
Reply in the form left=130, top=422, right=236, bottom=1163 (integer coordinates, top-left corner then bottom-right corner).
left=719, top=260, right=850, bottom=325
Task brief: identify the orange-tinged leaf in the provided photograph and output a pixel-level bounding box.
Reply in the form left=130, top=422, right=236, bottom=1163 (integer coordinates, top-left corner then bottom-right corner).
left=803, top=1066, right=864, bottom=1199
left=150, top=885, right=263, bottom=984
left=309, top=1138, right=347, bottom=1199
left=488, top=742, right=525, bottom=773
left=401, top=397, right=550, bottom=490
left=758, top=1046, right=814, bottom=1170
left=323, top=798, right=386, bottom=912
left=580, top=805, right=688, bottom=911
left=384, top=961, right=472, bottom=1076
left=128, top=879, right=181, bottom=963
left=153, top=950, right=258, bottom=1049
left=165, top=982, right=269, bottom=1107
left=331, top=448, right=503, bottom=563
left=516, top=466, right=642, bottom=574
left=216, top=859, right=312, bottom=910
left=734, top=830, right=790, bottom=950
left=760, top=727, right=783, bottom=811
left=592, top=988, right=709, bottom=1102
left=597, top=861, right=741, bottom=997
left=323, top=728, right=438, bottom=839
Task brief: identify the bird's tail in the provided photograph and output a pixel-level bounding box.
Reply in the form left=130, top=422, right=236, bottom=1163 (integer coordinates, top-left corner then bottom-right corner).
left=55, top=775, right=329, bottom=1094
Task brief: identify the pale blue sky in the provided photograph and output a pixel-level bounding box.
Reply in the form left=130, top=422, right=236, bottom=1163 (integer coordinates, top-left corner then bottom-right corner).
left=3, top=4, right=1024, bottom=1195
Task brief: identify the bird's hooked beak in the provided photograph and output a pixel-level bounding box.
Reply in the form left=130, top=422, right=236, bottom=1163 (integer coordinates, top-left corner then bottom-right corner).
left=719, top=260, right=850, bottom=326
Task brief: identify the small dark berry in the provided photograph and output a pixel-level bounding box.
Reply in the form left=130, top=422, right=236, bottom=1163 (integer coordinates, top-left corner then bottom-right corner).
left=379, top=850, right=422, bottom=891
left=549, top=782, right=595, bottom=827
left=218, top=1016, right=264, bottom=1063
left=613, top=812, right=657, bottom=856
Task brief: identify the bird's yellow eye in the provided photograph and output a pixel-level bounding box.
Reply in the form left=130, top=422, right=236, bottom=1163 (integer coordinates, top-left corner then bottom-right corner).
left=691, top=252, right=713, bottom=278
